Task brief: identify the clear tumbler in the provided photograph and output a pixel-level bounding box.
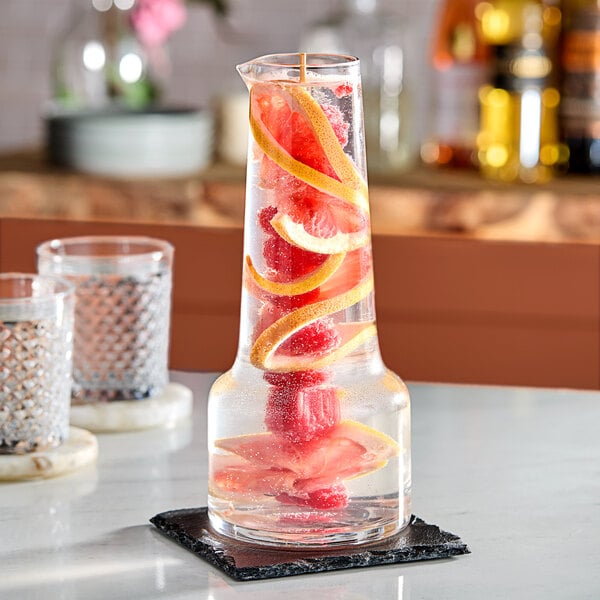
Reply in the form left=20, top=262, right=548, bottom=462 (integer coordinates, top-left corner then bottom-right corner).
left=37, top=236, right=173, bottom=403
left=0, top=273, right=74, bottom=454
left=207, top=53, right=411, bottom=547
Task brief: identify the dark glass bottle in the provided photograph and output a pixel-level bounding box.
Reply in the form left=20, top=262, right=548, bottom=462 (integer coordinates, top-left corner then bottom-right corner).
left=561, top=1, right=600, bottom=173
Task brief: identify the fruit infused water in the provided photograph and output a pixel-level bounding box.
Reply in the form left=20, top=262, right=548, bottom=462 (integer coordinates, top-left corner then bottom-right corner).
left=208, top=53, right=411, bottom=547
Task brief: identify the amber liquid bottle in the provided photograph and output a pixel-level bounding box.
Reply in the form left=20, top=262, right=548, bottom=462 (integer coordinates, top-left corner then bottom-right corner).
left=421, top=0, right=491, bottom=168
left=477, top=0, right=566, bottom=183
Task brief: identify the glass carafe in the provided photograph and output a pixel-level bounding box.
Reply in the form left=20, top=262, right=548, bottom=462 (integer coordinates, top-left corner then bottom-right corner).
left=207, top=53, right=411, bottom=547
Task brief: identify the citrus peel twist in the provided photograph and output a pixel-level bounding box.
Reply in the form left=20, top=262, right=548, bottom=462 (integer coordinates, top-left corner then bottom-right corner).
left=288, top=86, right=368, bottom=201
left=270, top=212, right=369, bottom=254
left=245, top=252, right=345, bottom=297
left=250, top=276, right=375, bottom=371
left=250, top=84, right=369, bottom=212
left=248, top=81, right=375, bottom=371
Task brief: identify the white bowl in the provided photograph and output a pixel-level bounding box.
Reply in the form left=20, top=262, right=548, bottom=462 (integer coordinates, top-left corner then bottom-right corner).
left=45, top=106, right=214, bottom=177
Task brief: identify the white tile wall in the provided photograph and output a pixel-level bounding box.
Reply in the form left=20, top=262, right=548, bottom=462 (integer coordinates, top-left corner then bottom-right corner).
left=0, top=0, right=438, bottom=152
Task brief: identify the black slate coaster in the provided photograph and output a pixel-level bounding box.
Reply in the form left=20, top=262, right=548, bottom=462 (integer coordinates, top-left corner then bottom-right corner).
left=150, top=507, right=470, bottom=581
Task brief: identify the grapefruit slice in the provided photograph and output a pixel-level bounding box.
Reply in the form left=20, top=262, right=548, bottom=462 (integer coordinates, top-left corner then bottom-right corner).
left=264, top=322, right=377, bottom=372
left=270, top=212, right=369, bottom=254
left=250, top=276, right=375, bottom=371
left=245, top=252, right=345, bottom=296
left=250, top=84, right=368, bottom=210
left=212, top=419, right=399, bottom=499
left=316, top=248, right=372, bottom=302
left=210, top=454, right=299, bottom=497
left=288, top=86, right=368, bottom=198
left=260, top=205, right=330, bottom=282
left=243, top=249, right=371, bottom=310
left=252, top=84, right=338, bottom=177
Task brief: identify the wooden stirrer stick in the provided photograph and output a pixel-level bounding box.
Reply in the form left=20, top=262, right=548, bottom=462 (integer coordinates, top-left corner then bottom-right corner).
left=299, top=52, right=307, bottom=83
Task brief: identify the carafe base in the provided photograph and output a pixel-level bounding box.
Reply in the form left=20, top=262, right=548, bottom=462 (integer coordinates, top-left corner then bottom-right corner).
left=208, top=495, right=410, bottom=548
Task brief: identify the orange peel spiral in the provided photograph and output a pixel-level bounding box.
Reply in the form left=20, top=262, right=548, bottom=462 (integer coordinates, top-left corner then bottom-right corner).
left=250, top=276, right=375, bottom=371
left=245, top=252, right=346, bottom=297
left=247, top=81, right=376, bottom=372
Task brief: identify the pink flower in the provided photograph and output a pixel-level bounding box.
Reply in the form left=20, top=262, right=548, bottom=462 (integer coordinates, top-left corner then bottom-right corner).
left=130, top=0, right=187, bottom=47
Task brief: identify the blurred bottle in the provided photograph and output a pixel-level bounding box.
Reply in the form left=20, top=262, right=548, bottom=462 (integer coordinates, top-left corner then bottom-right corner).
left=52, top=0, right=172, bottom=111
left=421, top=0, right=491, bottom=169
left=477, top=0, right=566, bottom=183
left=301, top=0, right=415, bottom=175
left=560, top=0, right=600, bottom=173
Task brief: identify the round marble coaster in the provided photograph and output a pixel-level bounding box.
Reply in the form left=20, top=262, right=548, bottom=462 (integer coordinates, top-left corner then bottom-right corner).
left=0, top=427, right=98, bottom=481
left=69, top=382, right=193, bottom=433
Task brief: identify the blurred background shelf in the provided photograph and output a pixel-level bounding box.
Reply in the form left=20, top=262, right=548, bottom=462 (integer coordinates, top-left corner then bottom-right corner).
left=1, top=0, right=599, bottom=392
left=1, top=149, right=600, bottom=243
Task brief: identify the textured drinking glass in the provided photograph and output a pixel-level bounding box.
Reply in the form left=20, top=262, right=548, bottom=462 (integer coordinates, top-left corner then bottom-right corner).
left=207, top=53, right=412, bottom=547
left=0, top=273, right=74, bottom=454
left=37, top=236, right=173, bottom=404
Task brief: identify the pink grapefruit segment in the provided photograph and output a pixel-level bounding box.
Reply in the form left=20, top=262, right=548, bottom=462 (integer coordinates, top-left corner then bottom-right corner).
left=288, top=86, right=368, bottom=199
left=245, top=252, right=345, bottom=297
left=249, top=276, right=375, bottom=371
left=250, top=84, right=368, bottom=210
left=270, top=212, right=369, bottom=254
left=276, top=485, right=349, bottom=510
left=211, top=420, right=399, bottom=501
left=264, top=322, right=377, bottom=372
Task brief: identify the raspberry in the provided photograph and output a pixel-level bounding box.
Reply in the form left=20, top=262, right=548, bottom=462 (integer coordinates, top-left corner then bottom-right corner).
left=264, top=369, right=329, bottom=388
left=321, top=103, right=349, bottom=147
left=263, top=231, right=327, bottom=282
left=258, top=206, right=278, bottom=233
left=334, top=84, right=353, bottom=98
left=279, top=319, right=341, bottom=357
left=275, top=485, right=349, bottom=509
left=269, top=289, right=320, bottom=311
left=306, top=485, right=349, bottom=509
left=265, top=385, right=340, bottom=442
left=289, top=111, right=336, bottom=177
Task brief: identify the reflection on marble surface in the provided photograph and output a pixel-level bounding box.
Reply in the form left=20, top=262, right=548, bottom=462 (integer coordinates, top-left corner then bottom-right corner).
left=3, top=526, right=184, bottom=599
left=98, top=417, right=193, bottom=462
left=204, top=571, right=404, bottom=600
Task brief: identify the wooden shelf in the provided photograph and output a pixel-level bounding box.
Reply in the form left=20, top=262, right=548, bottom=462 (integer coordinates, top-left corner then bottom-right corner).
left=1, top=150, right=600, bottom=243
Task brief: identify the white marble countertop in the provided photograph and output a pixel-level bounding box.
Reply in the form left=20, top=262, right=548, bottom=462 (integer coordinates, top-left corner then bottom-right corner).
left=2, top=371, right=599, bottom=599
